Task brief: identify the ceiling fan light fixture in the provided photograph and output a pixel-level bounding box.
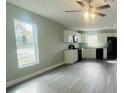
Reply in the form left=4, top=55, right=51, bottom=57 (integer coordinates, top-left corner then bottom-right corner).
left=76, top=0, right=82, bottom=2
left=65, top=0, right=110, bottom=17
left=83, top=11, right=96, bottom=19
left=91, top=7, right=96, bottom=12
left=84, top=11, right=90, bottom=19
left=91, top=13, right=95, bottom=18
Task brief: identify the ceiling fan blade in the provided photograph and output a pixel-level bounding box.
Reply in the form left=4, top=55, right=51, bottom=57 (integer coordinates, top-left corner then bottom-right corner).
left=76, top=0, right=86, bottom=8
left=89, top=0, right=91, bottom=4
left=96, top=4, right=111, bottom=9
left=65, top=10, right=82, bottom=12
left=94, top=12, right=106, bottom=17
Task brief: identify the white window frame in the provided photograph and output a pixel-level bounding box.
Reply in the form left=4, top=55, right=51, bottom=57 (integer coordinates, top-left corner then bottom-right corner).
left=14, top=19, right=39, bottom=68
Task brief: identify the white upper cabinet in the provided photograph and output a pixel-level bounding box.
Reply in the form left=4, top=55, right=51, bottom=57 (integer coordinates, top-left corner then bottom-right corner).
left=107, top=33, right=117, bottom=37
left=64, top=30, right=73, bottom=42
left=81, top=34, right=86, bottom=43
left=64, top=30, right=81, bottom=43
left=97, top=34, right=107, bottom=42
left=98, top=33, right=117, bottom=43
left=76, top=32, right=81, bottom=43
left=64, top=30, right=117, bottom=43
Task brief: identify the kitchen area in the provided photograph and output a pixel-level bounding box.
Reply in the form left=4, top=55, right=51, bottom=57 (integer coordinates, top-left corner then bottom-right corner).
left=64, top=30, right=117, bottom=64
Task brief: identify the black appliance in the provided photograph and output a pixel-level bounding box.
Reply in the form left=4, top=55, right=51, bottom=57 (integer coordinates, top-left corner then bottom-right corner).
left=73, top=35, right=76, bottom=42
left=68, top=45, right=75, bottom=49
left=107, top=37, right=117, bottom=59
left=96, top=48, right=103, bottom=59
left=73, top=35, right=78, bottom=43
left=78, top=49, right=82, bottom=61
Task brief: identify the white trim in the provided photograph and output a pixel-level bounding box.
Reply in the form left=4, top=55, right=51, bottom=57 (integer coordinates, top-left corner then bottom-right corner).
left=14, top=18, right=40, bottom=69
left=6, top=62, right=64, bottom=87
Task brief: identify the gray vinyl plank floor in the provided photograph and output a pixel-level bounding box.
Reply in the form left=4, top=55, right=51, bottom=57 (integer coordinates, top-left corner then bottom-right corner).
left=7, top=60, right=117, bottom=93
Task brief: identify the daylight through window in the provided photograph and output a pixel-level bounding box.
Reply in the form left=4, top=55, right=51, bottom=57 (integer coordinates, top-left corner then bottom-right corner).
left=14, top=19, right=39, bottom=68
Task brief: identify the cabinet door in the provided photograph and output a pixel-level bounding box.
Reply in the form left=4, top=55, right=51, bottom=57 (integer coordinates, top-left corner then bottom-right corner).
left=113, top=33, right=117, bottom=37
left=83, top=49, right=90, bottom=59
left=107, top=33, right=117, bottom=38
left=92, top=49, right=96, bottom=59
left=88, top=49, right=96, bottom=59
left=76, top=33, right=81, bottom=43
left=109, top=33, right=117, bottom=37
left=81, top=34, right=86, bottom=43
left=103, top=48, right=107, bottom=59
left=98, top=34, right=107, bottom=42
left=64, top=30, right=73, bottom=42
left=64, top=30, right=81, bottom=43
left=83, top=49, right=96, bottom=59
left=64, top=50, right=78, bottom=64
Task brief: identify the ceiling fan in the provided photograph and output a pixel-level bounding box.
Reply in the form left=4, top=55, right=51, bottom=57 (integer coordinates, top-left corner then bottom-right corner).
left=65, top=0, right=111, bottom=17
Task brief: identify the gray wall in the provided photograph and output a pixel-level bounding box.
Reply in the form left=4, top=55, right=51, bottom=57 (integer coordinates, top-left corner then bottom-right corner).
left=6, top=3, right=66, bottom=82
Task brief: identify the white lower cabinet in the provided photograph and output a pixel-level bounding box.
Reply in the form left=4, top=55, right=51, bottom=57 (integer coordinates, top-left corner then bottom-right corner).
left=103, top=48, right=107, bottom=59
left=83, top=49, right=96, bottom=59
left=83, top=48, right=107, bottom=59
left=64, top=50, right=78, bottom=64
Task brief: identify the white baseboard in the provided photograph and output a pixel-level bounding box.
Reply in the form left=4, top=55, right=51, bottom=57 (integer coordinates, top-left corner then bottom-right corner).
left=6, top=62, right=64, bottom=87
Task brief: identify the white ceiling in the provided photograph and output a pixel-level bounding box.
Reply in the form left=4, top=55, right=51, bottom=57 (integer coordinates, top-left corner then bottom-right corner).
left=7, top=0, right=117, bottom=31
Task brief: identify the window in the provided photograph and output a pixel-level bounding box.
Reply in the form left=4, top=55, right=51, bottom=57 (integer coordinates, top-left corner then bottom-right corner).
left=86, top=35, right=98, bottom=46
left=14, top=19, right=39, bottom=68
